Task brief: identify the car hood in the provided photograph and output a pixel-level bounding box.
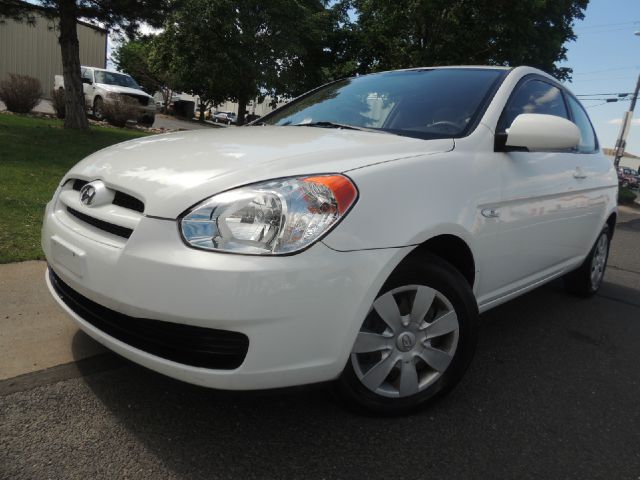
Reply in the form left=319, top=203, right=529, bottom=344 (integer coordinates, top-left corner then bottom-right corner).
left=97, top=83, right=152, bottom=98
left=63, top=126, right=454, bottom=218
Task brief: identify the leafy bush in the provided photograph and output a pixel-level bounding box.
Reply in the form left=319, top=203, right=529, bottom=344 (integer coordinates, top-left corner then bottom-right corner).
left=0, top=74, right=42, bottom=113
left=102, top=95, right=139, bottom=128
left=619, top=187, right=638, bottom=205
left=51, top=88, right=66, bottom=119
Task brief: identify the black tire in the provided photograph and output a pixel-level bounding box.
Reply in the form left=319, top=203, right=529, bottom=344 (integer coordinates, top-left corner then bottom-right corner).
left=564, top=225, right=611, bottom=297
left=139, top=115, right=155, bottom=127
left=93, top=97, right=104, bottom=120
left=337, top=254, right=479, bottom=415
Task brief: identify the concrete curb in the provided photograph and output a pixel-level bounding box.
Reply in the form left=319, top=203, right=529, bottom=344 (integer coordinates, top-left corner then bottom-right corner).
left=0, top=260, right=106, bottom=380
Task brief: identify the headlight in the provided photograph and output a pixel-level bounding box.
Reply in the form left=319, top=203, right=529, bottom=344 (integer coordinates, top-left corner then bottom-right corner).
left=180, top=174, right=358, bottom=255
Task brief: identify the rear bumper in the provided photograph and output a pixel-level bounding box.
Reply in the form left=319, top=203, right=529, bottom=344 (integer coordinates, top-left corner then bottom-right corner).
left=42, top=201, right=408, bottom=389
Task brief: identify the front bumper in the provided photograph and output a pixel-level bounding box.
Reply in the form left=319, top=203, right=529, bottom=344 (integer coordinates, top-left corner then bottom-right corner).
left=42, top=201, right=408, bottom=390
left=103, top=95, right=156, bottom=118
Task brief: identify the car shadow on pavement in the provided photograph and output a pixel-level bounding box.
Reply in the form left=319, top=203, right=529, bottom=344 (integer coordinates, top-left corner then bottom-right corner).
left=71, top=279, right=640, bottom=479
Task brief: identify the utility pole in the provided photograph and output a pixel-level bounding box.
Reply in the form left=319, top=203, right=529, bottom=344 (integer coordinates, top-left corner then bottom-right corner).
left=614, top=33, right=640, bottom=168
left=613, top=74, right=640, bottom=168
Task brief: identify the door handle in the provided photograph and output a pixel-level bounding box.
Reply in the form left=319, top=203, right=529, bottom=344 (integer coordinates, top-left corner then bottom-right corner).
left=481, top=208, right=500, bottom=219
left=573, top=167, right=587, bottom=179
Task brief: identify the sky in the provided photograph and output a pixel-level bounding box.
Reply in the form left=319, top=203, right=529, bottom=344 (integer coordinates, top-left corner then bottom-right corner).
left=560, top=0, right=640, bottom=154
left=106, top=0, right=640, bottom=153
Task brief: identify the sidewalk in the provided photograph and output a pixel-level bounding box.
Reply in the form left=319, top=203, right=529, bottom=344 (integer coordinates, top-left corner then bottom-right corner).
left=0, top=261, right=105, bottom=380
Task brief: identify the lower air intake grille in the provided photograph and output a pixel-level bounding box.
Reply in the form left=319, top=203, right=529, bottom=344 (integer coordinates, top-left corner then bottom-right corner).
left=49, top=269, right=249, bottom=370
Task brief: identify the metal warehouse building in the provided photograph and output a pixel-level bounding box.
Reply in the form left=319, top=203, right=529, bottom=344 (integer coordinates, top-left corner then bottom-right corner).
left=0, top=9, right=106, bottom=98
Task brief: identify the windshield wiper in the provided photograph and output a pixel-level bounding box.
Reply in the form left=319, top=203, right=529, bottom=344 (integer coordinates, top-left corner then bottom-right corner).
left=293, top=121, right=386, bottom=134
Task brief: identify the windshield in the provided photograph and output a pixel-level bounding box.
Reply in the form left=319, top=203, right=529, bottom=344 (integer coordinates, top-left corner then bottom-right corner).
left=95, top=71, right=142, bottom=90
left=261, top=68, right=506, bottom=139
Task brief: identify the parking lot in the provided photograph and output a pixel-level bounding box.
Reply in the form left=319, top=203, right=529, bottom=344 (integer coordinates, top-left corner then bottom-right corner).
left=1, top=207, right=639, bottom=480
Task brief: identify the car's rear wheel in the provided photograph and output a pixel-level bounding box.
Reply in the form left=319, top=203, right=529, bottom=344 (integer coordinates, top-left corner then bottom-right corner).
left=564, top=226, right=610, bottom=297
left=338, top=254, right=479, bottom=415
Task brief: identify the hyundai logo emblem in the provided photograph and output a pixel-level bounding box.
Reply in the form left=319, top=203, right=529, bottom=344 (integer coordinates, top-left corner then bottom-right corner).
left=79, top=180, right=111, bottom=207
left=80, top=184, right=97, bottom=206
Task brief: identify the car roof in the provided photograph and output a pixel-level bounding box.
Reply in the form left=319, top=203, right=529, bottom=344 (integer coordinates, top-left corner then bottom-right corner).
left=374, top=65, right=513, bottom=75
left=82, top=66, right=130, bottom=75
left=365, top=65, right=557, bottom=83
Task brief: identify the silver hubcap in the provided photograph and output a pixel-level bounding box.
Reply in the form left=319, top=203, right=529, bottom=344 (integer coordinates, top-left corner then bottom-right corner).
left=590, top=233, right=608, bottom=290
left=350, top=285, right=460, bottom=398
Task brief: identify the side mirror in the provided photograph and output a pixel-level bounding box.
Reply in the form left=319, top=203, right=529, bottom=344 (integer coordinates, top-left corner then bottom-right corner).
left=81, top=77, right=92, bottom=85
left=500, top=113, right=580, bottom=152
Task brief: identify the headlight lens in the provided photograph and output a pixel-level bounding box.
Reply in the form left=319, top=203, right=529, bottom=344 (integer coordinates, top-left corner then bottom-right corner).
left=180, top=174, right=358, bottom=255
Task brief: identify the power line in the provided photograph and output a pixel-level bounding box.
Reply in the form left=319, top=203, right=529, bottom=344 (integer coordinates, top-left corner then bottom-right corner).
left=574, top=20, right=640, bottom=30
left=576, top=92, right=632, bottom=97
left=584, top=99, right=633, bottom=108
left=573, top=66, right=639, bottom=76
left=580, top=98, right=631, bottom=102
left=569, top=76, right=639, bottom=83
left=579, top=26, right=640, bottom=35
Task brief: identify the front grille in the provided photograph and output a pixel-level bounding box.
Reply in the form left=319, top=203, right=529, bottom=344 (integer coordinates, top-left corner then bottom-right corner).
left=72, top=179, right=88, bottom=191
left=123, top=94, right=149, bottom=106
left=49, top=269, right=249, bottom=370
left=67, top=207, right=133, bottom=239
left=112, top=191, right=144, bottom=213
left=70, top=179, right=145, bottom=213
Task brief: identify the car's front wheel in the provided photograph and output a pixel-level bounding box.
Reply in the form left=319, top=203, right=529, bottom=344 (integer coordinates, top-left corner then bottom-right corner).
left=93, top=97, right=104, bottom=120
left=338, top=254, right=479, bottom=415
left=564, top=226, right=611, bottom=297
left=139, top=115, right=155, bottom=127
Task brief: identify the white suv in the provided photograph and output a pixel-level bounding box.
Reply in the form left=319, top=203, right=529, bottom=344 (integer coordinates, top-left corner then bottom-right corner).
left=54, top=66, right=156, bottom=125
left=42, top=66, right=617, bottom=414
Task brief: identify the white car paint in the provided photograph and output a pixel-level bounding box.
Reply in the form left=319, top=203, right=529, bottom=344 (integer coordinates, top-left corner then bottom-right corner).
left=42, top=66, right=618, bottom=392
left=67, top=128, right=453, bottom=218
left=505, top=113, right=581, bottom=151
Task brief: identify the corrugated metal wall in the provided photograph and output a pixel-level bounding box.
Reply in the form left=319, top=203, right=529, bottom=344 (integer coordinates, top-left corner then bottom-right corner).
left=0, top=12, right=106, bottom=98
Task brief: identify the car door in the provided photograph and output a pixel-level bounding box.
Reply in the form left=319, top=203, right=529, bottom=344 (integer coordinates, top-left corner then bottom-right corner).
left=563, top=92, right=612, bottom=247
left=492, top=76, right=598, bottom=296
left=81, top=68, right=94, bottom=98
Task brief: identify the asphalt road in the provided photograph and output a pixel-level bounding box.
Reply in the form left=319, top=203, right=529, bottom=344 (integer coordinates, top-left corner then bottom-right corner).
left=2, top=210, right=640, bottom=480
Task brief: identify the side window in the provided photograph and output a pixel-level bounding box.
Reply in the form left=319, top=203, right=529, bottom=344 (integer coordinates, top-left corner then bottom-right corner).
left=498, top=79, right=569, bottom=132
left=81, top=69, right=92, bottom=83
left=566, top=95, right=597, bottom=153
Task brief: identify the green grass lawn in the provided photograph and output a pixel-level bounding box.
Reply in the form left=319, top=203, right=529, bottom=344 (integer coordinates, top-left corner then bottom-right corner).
left=0, top=113, right=150, bottom=263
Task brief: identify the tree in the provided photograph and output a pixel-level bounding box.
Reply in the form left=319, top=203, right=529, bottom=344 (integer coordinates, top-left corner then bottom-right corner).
left=350, top=0, right=589, bottom=80
left=157, top=0, right=336, bottom=125
left=112, top=36, right=177, bottom=113
left=0, top=0, right=168, bottom=129
left=228, top=0, right=335, bottom=125
left=161, top=1, right=237, bottom=122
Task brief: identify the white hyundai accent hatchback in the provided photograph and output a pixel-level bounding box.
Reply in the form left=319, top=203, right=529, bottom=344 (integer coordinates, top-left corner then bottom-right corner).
left=43, top=66, right=618, bottom=414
